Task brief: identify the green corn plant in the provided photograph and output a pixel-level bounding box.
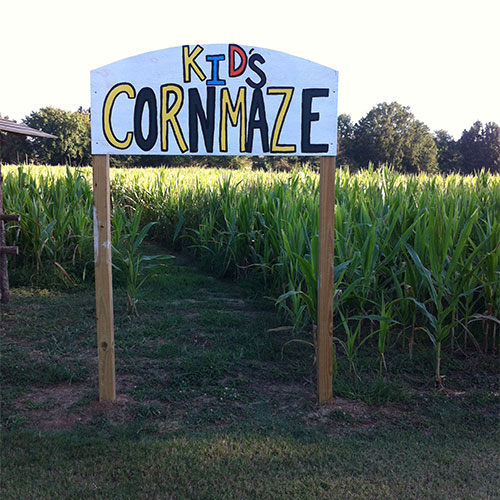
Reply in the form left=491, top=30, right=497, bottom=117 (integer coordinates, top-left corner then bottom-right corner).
left=372, top=295, right=400, bottom=377
left=275, top=234, right=357, bottom=326
left=475, top=216, right=500, bottom=352
left=336, top=312, right=363, bottom=378
left=3, top=163, right=500, bottom=377
left=112, top=206, right=173, bottom=315
left=335, top=309, right=392, bottom=378
left=404, top=205, right=489, bottom=388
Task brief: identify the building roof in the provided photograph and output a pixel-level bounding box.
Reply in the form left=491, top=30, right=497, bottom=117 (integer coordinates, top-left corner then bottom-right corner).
left=0, top=118, right=57, bottom=138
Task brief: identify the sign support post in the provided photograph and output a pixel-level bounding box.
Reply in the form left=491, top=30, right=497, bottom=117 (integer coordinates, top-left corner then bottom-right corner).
left=317, top=156, right=336, bottom=405
left=93, top=154, right=116, bottom=402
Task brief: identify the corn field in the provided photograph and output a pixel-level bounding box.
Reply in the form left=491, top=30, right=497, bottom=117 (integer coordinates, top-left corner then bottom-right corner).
left=3, top=164, right=499, bottom=384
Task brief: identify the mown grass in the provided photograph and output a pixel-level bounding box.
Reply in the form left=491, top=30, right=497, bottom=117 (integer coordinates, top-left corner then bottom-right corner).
left=1, top=253, right=499, bottom=499
left=3, top=430, right=498, bottom=499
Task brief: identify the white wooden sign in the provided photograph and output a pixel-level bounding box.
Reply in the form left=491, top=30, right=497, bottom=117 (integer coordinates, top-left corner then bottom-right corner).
left=91, top=44, right=338, bottom=156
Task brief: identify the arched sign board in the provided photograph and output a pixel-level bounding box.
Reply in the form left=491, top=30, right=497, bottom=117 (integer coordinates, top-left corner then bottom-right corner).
left=90, top=44, right=338, bottom=405
left=91, top=44, right=338, bottom=155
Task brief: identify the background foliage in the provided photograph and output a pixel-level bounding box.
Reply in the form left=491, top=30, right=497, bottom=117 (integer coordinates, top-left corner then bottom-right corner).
left=1, top=103, right=499, bottom=173
left=1, top=107, right=90, bottom=165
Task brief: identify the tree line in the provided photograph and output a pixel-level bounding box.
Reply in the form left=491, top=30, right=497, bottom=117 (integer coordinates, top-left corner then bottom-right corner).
left=1, top=102, right=499, bottom=173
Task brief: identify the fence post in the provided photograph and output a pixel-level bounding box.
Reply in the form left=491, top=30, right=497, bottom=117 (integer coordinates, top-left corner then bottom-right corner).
left=0, top=166, right=20, bottom=307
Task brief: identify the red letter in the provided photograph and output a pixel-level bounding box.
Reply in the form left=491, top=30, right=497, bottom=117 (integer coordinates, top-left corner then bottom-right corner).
left=229, top=44, right=247, bottom=77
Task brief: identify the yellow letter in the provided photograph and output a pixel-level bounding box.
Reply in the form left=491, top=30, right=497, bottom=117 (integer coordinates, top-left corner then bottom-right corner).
left=182, top=45, right=207, bottom=83
left=161, top=84, right=188, bottom=153
left=267, top=87, right=296, bottom=153
left=102, top=83, right=135, bottom=149
left=220, top=87, right=246, bottom=153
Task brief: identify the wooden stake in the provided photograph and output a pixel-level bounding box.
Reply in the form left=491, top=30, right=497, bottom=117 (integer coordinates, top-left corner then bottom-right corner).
left=0, top=165, right=17, bottom=307
left=93, top=154, right=116, bottom=402
left=317, top=156, right=336, bottom=405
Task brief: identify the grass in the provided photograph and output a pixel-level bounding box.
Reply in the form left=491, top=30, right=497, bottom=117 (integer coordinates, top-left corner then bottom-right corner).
left=3, top=431, right=498, bottom=499
left=1, top=252, right=499, bottom=499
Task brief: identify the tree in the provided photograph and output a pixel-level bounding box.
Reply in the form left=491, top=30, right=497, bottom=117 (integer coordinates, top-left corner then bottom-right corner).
left=0, top=113, right=31, bottom=164
left=458, top=121, right=500, bottom=173
left=351, top=102, right=438, bottom=173
left=23, top=107, right=91, bottom=165
left=433, top=129, right=461, bottom=173
left=337, top=113, right=355, bottom=167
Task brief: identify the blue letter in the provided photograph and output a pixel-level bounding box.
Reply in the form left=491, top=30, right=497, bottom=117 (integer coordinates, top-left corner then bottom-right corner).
left=206, top=54, right=226, bottom=85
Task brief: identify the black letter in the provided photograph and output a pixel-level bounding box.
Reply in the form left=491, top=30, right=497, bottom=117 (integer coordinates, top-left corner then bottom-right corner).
left=188, top=87, right=216, bottom=153
left=246, top=88, right=269, bottom=153
left=134, top=87, right=157, bottom=151
left=301, top=88, right=328, bottom=153
left=245, top=53, right=267, bottom=89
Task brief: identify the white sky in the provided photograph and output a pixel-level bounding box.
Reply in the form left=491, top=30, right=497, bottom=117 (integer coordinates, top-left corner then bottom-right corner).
left=1, top=0, right=499, bottom=139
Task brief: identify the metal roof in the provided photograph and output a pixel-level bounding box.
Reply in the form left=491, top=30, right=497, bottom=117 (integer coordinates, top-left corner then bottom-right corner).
left=0, top=118, right=57, bottom=138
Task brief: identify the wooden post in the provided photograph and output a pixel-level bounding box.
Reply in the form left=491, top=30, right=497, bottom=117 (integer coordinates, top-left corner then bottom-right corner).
left=0, top=165, right=8, bottom=306
left=93, top=154, right=116, bottom=402
left=0, top=165, right=19, bottom=307
left=317, top=156, right=336, bottom=405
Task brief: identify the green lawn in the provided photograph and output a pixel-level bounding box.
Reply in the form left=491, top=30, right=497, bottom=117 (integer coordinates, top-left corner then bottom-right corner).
left=1, top=254, right=499, bottom=499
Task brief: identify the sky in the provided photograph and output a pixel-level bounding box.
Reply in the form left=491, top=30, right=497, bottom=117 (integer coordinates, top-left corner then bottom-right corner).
left=1, top=0, right=499, bottom=139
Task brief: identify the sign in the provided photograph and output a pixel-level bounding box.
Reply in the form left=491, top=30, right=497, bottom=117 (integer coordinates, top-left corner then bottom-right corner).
left=91, top=44, right=338, bottom=156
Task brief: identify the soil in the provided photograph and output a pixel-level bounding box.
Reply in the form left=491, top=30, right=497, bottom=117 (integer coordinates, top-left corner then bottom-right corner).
left=15, top=383, right=136, bottom=431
